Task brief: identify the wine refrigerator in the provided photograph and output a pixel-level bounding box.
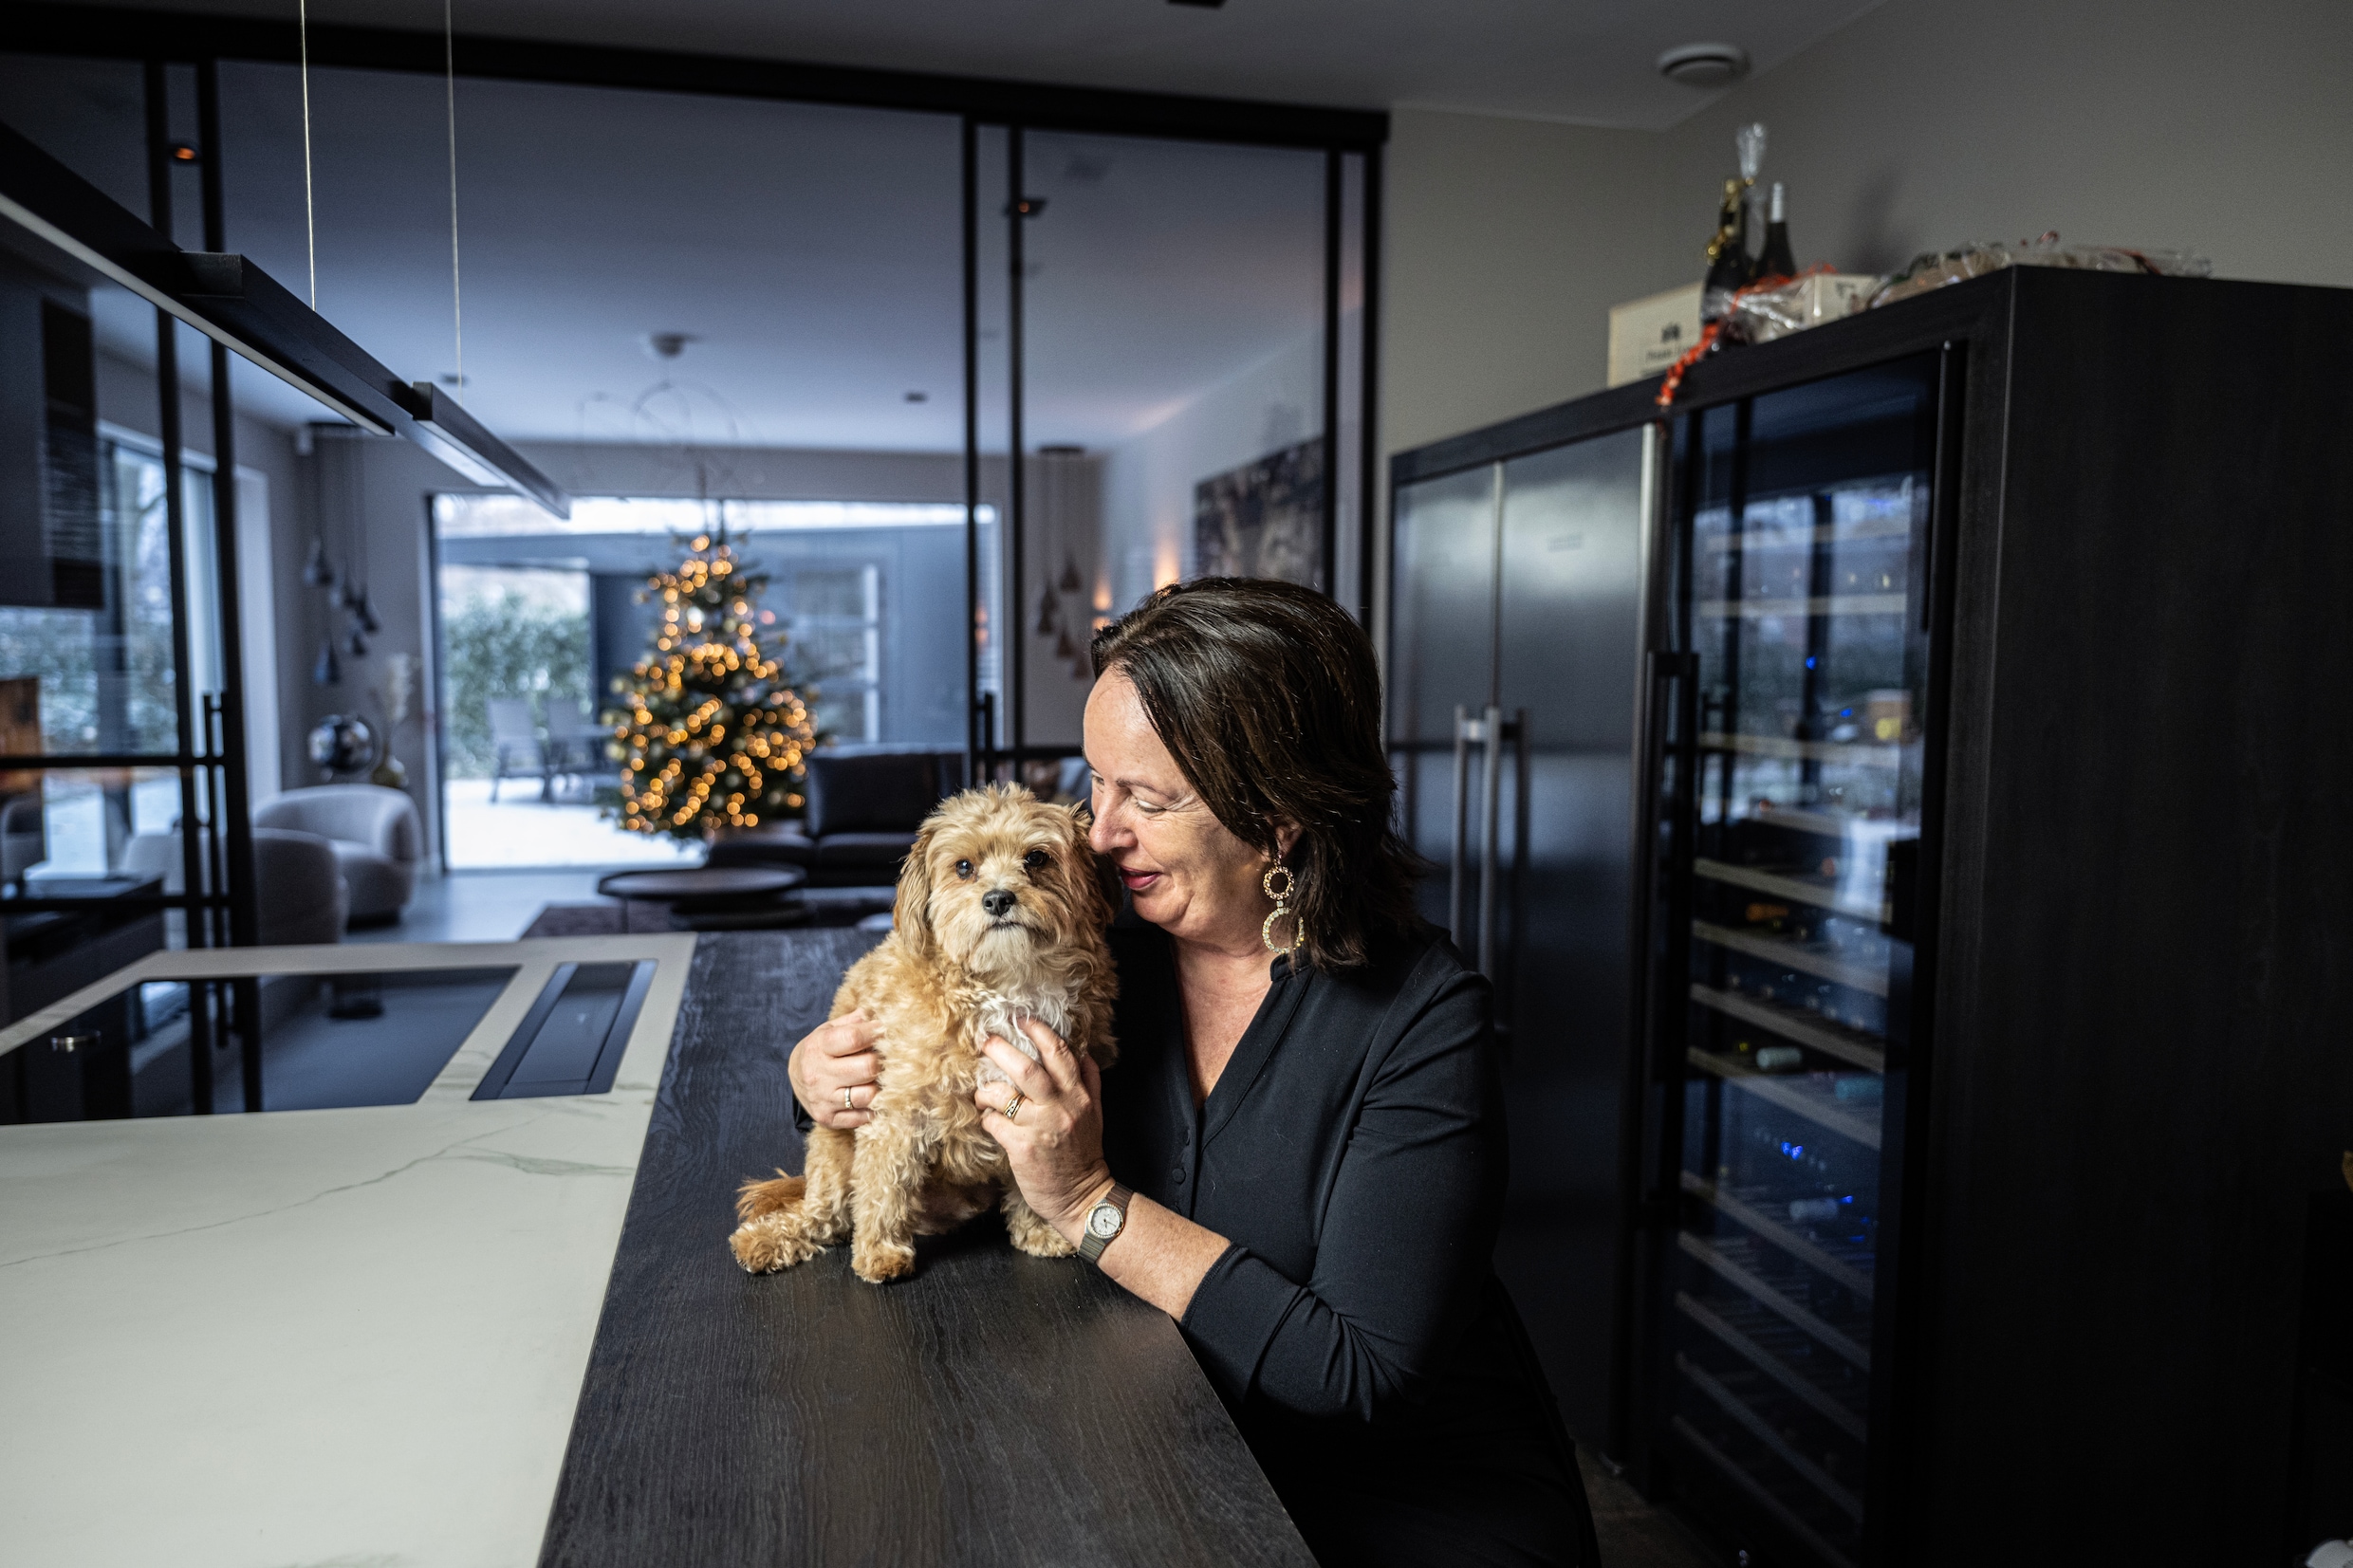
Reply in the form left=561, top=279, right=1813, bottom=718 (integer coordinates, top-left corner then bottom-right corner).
left=1388, top=266, right=2353, bottom=1565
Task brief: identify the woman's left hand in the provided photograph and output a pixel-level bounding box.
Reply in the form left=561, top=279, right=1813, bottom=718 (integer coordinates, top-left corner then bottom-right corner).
left=975, top=1017, right=1115, bottom=1247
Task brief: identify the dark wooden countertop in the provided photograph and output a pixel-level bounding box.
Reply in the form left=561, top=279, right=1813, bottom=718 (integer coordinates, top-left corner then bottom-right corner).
left=539, top=930, right=1313, bottom=1567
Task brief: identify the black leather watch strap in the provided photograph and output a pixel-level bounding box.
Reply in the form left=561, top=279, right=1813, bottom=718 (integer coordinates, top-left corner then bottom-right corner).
left=1077, top=1182, right=1134, bottom=1265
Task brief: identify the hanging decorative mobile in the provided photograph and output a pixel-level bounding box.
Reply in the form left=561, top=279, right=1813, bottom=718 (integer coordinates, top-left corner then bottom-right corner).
left=1053, top=628, right=1077, bottom=662
left=314, top=636, right=341, bottom=687
left=346, top=622, right=368, bottom=657
left=303, top=534, right=334, bottom=587
left=1035, top=583, right=1060, bottom=636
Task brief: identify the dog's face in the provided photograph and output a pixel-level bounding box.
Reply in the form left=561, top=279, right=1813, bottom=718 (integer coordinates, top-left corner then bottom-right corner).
left=895, top=784, right=1109, bottom=979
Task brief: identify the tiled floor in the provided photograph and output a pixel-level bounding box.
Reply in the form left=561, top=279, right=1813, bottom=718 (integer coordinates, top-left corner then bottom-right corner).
left=346, top=868, right=613, bottom=945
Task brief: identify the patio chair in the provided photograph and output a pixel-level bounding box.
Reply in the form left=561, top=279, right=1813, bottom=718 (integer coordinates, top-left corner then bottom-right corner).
left=489, top=698, right=545, bottom=802
left=543, top=703, right=607, bottom=799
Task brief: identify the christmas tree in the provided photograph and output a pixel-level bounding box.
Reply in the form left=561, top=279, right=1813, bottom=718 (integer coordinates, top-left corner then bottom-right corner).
left=611, top=532, right=822, bottom=841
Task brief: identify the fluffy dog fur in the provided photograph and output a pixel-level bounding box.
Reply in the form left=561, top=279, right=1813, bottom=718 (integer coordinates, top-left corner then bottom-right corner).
left=729, top=784, right=1118, bottom=1283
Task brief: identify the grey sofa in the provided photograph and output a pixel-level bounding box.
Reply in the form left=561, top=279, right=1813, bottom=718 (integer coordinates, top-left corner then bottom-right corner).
left=705, top=751, right=962, bottom=888
left=252, top=784, right=420, bottom=925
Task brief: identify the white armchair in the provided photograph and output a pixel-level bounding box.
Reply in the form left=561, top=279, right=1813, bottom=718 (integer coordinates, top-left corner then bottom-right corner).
left=252, top=784, right=421, bottom=925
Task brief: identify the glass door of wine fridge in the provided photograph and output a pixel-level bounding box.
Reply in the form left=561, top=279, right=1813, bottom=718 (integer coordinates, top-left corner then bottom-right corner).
left=1637, top=351, right=1947, bottom=1566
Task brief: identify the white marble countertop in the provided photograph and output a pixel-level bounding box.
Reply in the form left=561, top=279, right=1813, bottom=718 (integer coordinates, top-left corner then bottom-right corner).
left=0, top=935, right=697, bottom=1568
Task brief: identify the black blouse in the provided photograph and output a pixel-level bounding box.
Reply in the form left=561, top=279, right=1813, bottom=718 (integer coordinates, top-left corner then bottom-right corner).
left=1102, top=922, right=1596, bottom=1568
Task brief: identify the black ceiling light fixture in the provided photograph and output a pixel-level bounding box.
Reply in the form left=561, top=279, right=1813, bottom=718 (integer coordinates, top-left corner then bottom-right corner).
left=1657, top=42, right=1750, bottom=86
left=0, top=120, right=570, bottom=516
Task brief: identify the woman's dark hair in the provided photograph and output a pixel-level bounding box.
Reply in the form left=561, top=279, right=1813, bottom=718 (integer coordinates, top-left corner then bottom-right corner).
left=1089, top=576, right=1423, bottom=970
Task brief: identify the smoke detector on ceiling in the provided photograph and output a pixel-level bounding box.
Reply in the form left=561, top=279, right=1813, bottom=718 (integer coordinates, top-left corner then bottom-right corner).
left=643, top=332, right=700, bottom=360
left=1657, top=42, right=1750, bottom=87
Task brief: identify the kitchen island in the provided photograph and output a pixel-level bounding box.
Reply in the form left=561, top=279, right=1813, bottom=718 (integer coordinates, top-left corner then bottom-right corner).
left=0, top=930, right=1308, bottom=1567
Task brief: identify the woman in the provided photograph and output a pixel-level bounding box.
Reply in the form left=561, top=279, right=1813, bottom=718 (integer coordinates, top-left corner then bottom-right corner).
left=787, top=578, right=1597, bottom=1566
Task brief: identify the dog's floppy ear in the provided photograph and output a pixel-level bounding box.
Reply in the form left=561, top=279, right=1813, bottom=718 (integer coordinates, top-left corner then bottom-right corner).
left=1065, top=800, right=1119, bottom=927
left=893, top=819, right=939, bottom=955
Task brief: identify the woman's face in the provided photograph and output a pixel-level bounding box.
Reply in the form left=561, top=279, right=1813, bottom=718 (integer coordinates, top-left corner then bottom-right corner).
left=1084, top=667, right=1288, bottom=954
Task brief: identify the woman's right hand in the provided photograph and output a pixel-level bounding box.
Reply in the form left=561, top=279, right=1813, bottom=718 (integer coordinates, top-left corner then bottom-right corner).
left=788, top=1009, right=881, bottom=1130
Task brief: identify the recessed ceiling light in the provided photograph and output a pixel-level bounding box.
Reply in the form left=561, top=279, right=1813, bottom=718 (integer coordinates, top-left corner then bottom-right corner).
left=168, top=142, right=200, bottom=163
left=643, top=331, right=699, bottom=360
left=1657, top=42, right=1750, bottom=87
left=905, top=391, right=928, bottom=403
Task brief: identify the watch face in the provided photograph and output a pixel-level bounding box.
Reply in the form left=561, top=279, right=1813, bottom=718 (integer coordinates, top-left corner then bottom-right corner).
left=1086, top=1204, right=1122, bottom=1240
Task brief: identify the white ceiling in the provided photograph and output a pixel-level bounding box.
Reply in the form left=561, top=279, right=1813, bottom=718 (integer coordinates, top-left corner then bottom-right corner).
left=6, top=1, right=1883, bottom=458
left=6, top=50, right=1336, bottom=452
left=70, top=0, right=1885, bottom=131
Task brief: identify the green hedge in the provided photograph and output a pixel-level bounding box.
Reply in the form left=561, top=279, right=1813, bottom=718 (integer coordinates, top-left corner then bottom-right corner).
left=440, top=590, right=591, bottom=778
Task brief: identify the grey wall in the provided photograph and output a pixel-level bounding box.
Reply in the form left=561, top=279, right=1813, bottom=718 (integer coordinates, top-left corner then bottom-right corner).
left=291, top=432, right=445, bottom=853
left=1382, top=0, right=2353, bottom=457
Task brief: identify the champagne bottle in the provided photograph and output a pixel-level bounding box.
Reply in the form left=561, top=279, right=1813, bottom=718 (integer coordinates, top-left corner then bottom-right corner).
left=1699, top=177, right=1748, bottom=323
left=1758, top=181, right=1796, bottom=281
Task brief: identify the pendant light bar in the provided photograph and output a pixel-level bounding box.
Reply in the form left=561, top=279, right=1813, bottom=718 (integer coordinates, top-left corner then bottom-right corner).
left=399, top=378, right=569, bottom=517
left=0, top=121, right=567, bottom=517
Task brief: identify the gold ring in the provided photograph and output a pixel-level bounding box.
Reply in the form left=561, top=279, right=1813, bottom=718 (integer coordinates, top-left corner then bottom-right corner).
left=1003, top=1093, right=1024, bottom=1121
left=843, top=1087, right=855, bottom=1111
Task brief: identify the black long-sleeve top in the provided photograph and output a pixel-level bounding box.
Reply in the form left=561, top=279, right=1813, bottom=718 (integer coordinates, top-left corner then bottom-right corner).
left=1102, top=922, right=1595, bottom=1568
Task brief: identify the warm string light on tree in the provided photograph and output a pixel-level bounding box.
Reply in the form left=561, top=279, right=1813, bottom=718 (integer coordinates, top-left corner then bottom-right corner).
left=610, top=532, right=822, bottom=841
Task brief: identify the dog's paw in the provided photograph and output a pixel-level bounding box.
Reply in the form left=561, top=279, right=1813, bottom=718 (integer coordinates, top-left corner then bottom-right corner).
left=731, top=1217, right=824, bottom=1274
left=1010, top=1223, right=1077, bottom=1259
left=850, top=1237, right=917, bottom=1284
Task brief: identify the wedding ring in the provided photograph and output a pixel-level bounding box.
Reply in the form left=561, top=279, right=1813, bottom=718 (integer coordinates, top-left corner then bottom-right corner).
left=1003, top=1092, right=1025, bottom=1121
left=843, top=1087, right=855, bottom=1111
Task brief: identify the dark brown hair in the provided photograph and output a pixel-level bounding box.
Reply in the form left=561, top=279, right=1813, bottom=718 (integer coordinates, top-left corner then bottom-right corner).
left=1089, top=577, right=1423, bottom=970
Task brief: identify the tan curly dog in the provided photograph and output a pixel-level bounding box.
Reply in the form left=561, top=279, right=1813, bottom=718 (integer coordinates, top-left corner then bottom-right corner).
left=729, top=784, right=1118, bottom=1283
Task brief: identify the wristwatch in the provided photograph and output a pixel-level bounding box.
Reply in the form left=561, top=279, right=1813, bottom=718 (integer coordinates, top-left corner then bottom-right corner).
left=1078, top=1182, right=1134, bottom=1265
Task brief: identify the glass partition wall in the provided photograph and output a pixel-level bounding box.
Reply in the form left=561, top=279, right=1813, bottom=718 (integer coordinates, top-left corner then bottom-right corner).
left=967, top=124, right=1372, bottom=785
left=1, top=18, right=1381, bottom=915
left=0, top=53, right=329, bottom=1115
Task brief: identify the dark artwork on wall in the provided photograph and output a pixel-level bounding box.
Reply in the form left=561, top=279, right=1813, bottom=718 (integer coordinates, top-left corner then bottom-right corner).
left=1194, top=439, right=1323, bottom=590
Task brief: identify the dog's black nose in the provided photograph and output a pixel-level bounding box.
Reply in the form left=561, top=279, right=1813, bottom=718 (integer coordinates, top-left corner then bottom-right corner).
left=982, top=889, right=1017, bottom=919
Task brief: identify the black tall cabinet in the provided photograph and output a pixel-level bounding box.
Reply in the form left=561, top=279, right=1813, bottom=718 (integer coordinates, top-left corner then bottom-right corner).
left=1388, top=268, right=2353, bottom=1565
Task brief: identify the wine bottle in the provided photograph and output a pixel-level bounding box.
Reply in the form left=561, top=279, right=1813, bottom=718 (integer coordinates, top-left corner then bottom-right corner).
left=1758, top=181, right=1796, bottom=281
left=1699, top=177, right=1748, bottom=323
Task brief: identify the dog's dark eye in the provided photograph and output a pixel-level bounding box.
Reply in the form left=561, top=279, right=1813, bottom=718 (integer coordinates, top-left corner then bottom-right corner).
left=1023, top=849, right=1050, bottom=874
left=954, top=858, right=973, bottom=879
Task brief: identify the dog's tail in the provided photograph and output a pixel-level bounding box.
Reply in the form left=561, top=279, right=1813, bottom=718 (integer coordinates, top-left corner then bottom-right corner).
left=735, top=1170, right=806, bottom=1223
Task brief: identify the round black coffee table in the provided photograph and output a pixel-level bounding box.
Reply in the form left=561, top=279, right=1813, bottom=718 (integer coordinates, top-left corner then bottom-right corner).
left=596, top=866, right=808, bottom=931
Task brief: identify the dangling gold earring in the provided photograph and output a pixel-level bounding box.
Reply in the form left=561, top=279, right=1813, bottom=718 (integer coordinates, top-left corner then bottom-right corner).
left=1262, top=861, right=1302, bottom=954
